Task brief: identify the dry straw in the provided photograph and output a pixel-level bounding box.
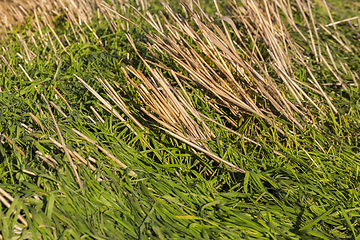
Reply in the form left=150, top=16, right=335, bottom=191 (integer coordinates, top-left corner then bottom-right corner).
left=1, top=0, right=356, bottom=175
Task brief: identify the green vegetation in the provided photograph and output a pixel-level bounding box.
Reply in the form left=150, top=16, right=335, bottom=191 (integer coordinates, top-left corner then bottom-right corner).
left=0, top=0, right=360, bottom=239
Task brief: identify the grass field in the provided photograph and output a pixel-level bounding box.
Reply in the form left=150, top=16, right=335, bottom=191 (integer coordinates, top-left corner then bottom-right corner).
left=0, top=0, right=360, bottom=239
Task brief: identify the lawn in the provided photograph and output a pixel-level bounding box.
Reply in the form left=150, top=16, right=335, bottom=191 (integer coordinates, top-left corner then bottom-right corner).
left=0, top=0, right=360, bottom=239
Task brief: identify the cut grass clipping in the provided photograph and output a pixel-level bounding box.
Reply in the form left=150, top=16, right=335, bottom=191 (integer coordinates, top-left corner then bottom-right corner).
left=1, top=0, right=360, bottom=239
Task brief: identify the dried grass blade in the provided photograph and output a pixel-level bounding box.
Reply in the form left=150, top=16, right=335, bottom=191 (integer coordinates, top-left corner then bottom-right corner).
left=41, top=94, right=83, bottom=190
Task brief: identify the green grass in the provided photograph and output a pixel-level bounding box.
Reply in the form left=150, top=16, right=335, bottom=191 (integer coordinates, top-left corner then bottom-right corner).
left=0, top=0, right=360, bottom=239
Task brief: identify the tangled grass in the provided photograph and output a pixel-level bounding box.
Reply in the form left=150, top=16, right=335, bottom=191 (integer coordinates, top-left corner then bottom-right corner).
left=0, top=0, right=360, bottom=239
